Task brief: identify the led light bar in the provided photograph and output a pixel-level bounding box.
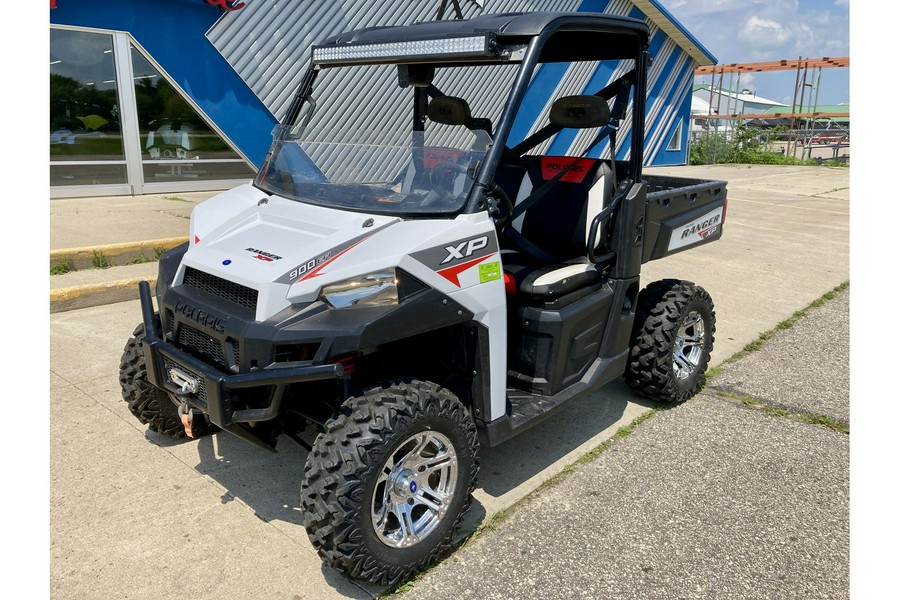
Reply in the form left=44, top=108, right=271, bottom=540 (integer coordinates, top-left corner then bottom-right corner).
left=312, top=35, right=494, bottom=65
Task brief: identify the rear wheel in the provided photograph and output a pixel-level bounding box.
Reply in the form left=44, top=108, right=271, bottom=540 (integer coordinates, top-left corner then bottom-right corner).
left=300, top=380, right=479, bottom=585
left=625, top=279, right=716, bottom=403
left=119, top=321, right=214, bottom=439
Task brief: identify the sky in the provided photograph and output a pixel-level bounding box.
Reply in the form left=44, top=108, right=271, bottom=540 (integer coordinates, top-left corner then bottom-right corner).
left=654, top=0, right=850, bottom=107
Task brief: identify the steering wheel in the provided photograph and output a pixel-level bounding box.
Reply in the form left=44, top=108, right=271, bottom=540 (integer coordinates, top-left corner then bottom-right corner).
left=427, top=161, right=471, bottom=187
left=487, top=182, right=515, bottom=227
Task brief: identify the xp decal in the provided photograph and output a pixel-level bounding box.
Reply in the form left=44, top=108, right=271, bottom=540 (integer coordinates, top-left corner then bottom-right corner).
left=441, top=235, right=489, bottom=265
left=411, top=233, right=500, bottom=287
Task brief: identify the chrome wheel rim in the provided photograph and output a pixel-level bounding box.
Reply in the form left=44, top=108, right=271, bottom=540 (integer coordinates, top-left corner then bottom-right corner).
left=371, top=430, right=458, bottom=548
left=673, top=310, right=705, bottom=380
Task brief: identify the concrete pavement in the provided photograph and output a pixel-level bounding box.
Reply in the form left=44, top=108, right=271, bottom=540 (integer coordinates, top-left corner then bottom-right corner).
left=50, top=191, right=216, bottom=312
left=48, top=164, right=849, bottom=598
left=399, top=288, right=849, bottom=600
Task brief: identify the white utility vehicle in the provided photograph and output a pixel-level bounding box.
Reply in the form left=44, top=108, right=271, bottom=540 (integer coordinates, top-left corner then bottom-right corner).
left=120, top=11, right=727, bottom=584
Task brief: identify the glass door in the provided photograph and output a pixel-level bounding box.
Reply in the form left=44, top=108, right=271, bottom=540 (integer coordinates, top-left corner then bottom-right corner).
left=130, top=44, right=255, bottom=191
left=50, top=28, right=130, bottom=194
left=51, top=26, right=256, bottom=197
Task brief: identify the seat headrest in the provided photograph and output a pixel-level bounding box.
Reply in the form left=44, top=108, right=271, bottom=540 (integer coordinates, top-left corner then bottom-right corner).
left=549, top=95, right=611, bottom=129
left=428, top=96, right=473, bottom=126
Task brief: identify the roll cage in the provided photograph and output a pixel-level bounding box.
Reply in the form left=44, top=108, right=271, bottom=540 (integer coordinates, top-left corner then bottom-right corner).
left=268, top=12, right=650, bottom=218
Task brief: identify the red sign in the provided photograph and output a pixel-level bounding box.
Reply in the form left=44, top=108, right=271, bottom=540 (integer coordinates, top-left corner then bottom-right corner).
left=205, top=0, right=246, bottom=11
left=539, top=157, right=597, bottom=184
left=50, top=0, right=57, bottom=8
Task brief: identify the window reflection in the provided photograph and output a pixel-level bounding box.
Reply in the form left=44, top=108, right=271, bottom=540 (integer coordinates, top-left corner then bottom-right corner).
left=49, top=27, right=256, bottom=191
left=50, top=29, right=125, bottom=164
left=131, top=45, right=255, bottom=182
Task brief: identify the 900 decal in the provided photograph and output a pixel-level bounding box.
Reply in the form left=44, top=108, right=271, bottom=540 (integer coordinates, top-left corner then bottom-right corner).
left=275, top=233, right=375, bottom=285
left=288, top=251, right=333, bottom=281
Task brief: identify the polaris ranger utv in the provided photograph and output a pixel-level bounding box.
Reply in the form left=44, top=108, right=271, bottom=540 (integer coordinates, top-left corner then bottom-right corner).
left=119, top=12, right=726, bottom=584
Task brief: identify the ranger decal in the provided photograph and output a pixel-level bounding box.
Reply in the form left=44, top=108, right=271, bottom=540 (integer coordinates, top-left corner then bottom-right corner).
left=246, top=247, right=283, bottom=262
left=667, top=207, right=724, bottom=252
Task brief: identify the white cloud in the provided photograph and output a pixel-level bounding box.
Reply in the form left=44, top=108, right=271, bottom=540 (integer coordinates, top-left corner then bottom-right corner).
left=663, top=0, right=849, bottom=62
left=739, top=16, right=792, bottom=50
left=657, top=0, right=849, bottom=104
left=668, top=0, right=768, bottom=18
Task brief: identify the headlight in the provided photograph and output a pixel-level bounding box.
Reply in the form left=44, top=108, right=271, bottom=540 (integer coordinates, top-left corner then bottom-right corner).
left=319, top=269, right=399, bottom=309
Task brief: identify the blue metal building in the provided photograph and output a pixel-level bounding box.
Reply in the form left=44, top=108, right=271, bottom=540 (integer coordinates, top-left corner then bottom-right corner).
left=50, top=0, right=715, bottom=198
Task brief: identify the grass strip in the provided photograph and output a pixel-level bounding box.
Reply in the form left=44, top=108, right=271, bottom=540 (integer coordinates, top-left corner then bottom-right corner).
left=713, top=391, right=849, bottom=434
left=380, top=406, right=662, bottom=597
left=707, top=280, right=848, bottom=380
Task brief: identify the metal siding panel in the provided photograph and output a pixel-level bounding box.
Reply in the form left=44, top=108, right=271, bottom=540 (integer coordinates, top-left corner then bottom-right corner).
left=562, top=4, right=674, bottom=163
left=647, top=53, right=696, bottom=164
left=525, top=0, right=632, bottom=156
left=644, top=48, right=692, bottom=162
left=610, top=19, right=675, bottom=162
left=643, top=44, right=686, bottom=157
left=208, top=1, right=585, bottom=123
left=575, top=26, right=672, bottom=163
left=645, top=60, right=694, bottom=164
left=206, top=0, right=695, bottom=167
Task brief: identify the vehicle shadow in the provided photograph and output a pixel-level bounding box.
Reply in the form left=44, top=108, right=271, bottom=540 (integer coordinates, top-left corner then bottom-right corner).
left=167, top=378, right=652, bottom=531
left=151, top=380, right=650, bottom=596
left=186, top=427, right=316, bottom=528
left=477, top=379, right=654, bottom=499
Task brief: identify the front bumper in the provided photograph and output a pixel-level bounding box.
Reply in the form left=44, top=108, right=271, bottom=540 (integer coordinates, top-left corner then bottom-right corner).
left=138, top=281, right=342, bottom=430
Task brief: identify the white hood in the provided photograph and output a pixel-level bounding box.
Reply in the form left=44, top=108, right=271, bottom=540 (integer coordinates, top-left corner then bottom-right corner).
left=181, top=184, right=400, bottom=318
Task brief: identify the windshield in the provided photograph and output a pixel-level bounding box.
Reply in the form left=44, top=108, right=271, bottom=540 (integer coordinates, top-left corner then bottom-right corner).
left=258, top=125, right=492, bottom=214
left=255, top=62, right=517, bottom=216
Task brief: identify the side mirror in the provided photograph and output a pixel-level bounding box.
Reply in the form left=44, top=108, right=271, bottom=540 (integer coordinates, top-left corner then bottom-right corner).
left=549, top=95, right=610, bottom=129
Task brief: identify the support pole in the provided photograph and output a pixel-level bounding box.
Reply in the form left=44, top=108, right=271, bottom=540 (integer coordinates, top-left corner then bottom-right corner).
left=788, top=56, right=802, bottom=157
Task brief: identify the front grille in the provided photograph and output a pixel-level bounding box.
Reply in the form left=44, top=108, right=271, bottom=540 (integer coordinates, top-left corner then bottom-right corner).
left=176, top=324, right=226, bottom=366
left=183, top=266, right=258, bottom=312
left=163, top=358, right=208, bottom=404
left=229, top=338, right=241, bottom=365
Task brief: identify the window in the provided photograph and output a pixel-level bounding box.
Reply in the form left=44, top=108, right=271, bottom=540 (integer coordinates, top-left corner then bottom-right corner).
left=667, top=120, right=683, bottom=151
left=50, top=28, right=127, bottom=186
left=130, top=44, right=256, bottom=184
left=50, top=27, right=256, bottom=195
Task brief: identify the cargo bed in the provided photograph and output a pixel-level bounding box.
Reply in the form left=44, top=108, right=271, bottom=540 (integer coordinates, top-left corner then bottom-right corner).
left=641, top=174, right=727, bottom=262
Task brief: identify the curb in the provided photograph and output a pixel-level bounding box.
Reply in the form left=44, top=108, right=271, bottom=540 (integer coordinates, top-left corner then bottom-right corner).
left=50, top=276, right=158, bottom=314
left=50, top=236, right=188, bottom=271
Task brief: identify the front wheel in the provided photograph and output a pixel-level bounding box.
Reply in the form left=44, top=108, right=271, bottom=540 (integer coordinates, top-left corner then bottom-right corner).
left=300, top=380, right=479, bottom=585
left=119, top=321, right=215, bottom=439
left=624, top=279, right=716, bottom=404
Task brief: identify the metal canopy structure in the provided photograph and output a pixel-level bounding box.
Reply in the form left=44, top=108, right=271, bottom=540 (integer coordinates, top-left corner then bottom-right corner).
left=693, top=56, right=850, bottom=120
left=696, top=111, right=847, bottom=121
left=695, top=57, right=849, bottom=75
left=693, top=56, right=850, bottom=158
